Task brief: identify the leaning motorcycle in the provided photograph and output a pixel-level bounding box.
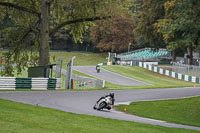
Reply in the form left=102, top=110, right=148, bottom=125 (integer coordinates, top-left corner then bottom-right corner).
left=93, top=93, right=115, bottom=110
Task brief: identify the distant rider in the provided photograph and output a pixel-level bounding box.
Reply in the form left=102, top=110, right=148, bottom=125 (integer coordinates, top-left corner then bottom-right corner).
left=96, top=65, right=100, bottom=73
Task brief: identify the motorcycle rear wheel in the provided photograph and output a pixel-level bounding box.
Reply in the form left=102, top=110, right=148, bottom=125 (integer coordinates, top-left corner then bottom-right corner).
left=107, top=106, right=111, bottom=110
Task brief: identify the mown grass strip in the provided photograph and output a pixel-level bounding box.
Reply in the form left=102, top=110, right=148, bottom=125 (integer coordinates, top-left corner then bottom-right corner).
left=115, top=96, right=200, bottom=127
left=50, top=52, right=107, bottom=68
left=0, top=99, right=198, bottom=133
left=103, top=66, right=200, bottom=89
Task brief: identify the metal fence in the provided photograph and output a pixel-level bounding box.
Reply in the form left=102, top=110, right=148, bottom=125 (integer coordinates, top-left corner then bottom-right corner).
left=72, top=74, right=105, bottom=89
left=55, top=57, right=64, bottom=78
left=172, top=62, right=200, bottom=77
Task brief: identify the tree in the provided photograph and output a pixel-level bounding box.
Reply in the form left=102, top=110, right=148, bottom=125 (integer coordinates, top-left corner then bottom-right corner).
left=155, top=0, right=200, bottom=64
left=90, top=12, right=135, bottom=52
left=133, top=0, right=168, bottom=49
left=0, top=0, right=125, bottom=76
left=127, top=0, right=149, bottom=49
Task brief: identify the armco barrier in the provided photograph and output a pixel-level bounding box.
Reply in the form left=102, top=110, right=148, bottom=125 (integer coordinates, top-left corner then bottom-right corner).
left=72, top=74, right=105, bottom=88
left=0, top=77, right=61, bottom=90
left=137, top=62, right=200, bottom=84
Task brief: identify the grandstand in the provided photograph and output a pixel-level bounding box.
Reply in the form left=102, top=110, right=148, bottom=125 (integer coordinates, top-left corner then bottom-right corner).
left=117, top=48, right=171, bottom=61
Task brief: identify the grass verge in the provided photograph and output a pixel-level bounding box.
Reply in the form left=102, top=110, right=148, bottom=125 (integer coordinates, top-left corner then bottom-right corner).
left=102, top=66, right=200, bottom=89
left=50, top=52, right=107, bottom=68
left=0, top=99, right=198, bottom=133
left=73, top=70, right=98, bottom=79
left=115, top=96, right=200, bottom=127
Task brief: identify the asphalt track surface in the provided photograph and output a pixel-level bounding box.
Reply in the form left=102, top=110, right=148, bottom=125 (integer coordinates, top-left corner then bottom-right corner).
left=73, top=66, right=150, bottom=86
left=1, top=88, right=200, bottom=131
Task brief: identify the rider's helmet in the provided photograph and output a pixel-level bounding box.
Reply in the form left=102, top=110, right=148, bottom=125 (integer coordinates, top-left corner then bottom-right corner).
left=109, top=93, right=114, bottom=98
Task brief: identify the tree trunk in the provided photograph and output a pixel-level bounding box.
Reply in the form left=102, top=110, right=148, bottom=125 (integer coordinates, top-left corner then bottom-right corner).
left=39, top=0, right=49, bottom=66
left=199, top=49, right=200, bottom=58
left=187, top=44, right=193, bottom=65
left=172, top=50, right=176, bottom=62
left=111, top=45, right=114, bottom=53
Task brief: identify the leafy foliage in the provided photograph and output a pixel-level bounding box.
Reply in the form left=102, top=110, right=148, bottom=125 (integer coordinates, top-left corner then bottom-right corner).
left=155, top=0, right=200, bottom=50
left=132, top=0, right=200, bottom=64
left=154, top=0, right=200, bottom=64
left=133, top=0, right=168, bottom=48
left=0, top=0, right=127, bottom=76
left=90, top=11, right=135, bottom=52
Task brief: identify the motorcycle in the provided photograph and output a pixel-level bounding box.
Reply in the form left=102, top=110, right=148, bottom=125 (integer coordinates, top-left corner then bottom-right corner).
left=96, top=65, right=100, bottom=73
left=93, top=93, right=115, bottom=111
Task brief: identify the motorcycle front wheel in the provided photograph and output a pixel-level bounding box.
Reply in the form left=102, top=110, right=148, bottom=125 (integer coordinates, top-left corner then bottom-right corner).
left=97, top=102, right=107, bottom=110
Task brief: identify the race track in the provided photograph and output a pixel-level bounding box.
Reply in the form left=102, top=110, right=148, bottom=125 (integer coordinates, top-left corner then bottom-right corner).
left=0, top=87, right=200, bottom=131
left=73, top=66, right=150, bottom=86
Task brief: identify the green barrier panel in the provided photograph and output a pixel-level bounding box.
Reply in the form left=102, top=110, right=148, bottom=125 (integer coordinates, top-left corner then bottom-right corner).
left=188, top=76, right=192, bottom=82
left=132, top=61, right=139, bottom=66
left=182, top=75, right=185, bottom=80
left=196, top=78, right=199, bottom=83
left=175, top=73, right=178, bottom=78
left=152, top=66, right=154, bottom=71
left=48, top=78, right=57, bottom=90
left=157, top=68, right=160, bottom=73
left=169, top=71, right=172, bottom=77
left=146, top=65, right=149, bottom=69
left=16, top=78, right=32, bottom=89
left=163, top=69, right=166, bottom=75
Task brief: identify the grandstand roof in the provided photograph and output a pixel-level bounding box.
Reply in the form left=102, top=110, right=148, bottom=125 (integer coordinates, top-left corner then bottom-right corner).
left=117, top=48, right=171, bottom=61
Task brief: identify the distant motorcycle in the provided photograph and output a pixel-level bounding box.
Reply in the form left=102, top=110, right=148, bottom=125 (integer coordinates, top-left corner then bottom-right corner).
left=93, top=93, right=115, bottom=110
left=96, top=65, right=100, bottom=73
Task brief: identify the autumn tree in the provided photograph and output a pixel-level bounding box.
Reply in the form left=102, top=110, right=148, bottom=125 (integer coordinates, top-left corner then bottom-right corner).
left=133, top=0, right=168, bottom=49
left=90, top=12, right=135, bottom=52
left=155, top=0, right=200, bottom=64
left=0, top=0, right=125, bottom=76
left=130, top=0, right=148, bottom=49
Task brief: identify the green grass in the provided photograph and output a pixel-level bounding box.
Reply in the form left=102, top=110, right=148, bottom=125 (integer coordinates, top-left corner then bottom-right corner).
left=50, top=52, right=107, bottom=68
left=0, top=99, right=198, bottom=133
left=102, top=66, right=199, bottom=89
left=73, top=70, right=98, bottom=79
left=115, top=96, right=200, bottom=127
